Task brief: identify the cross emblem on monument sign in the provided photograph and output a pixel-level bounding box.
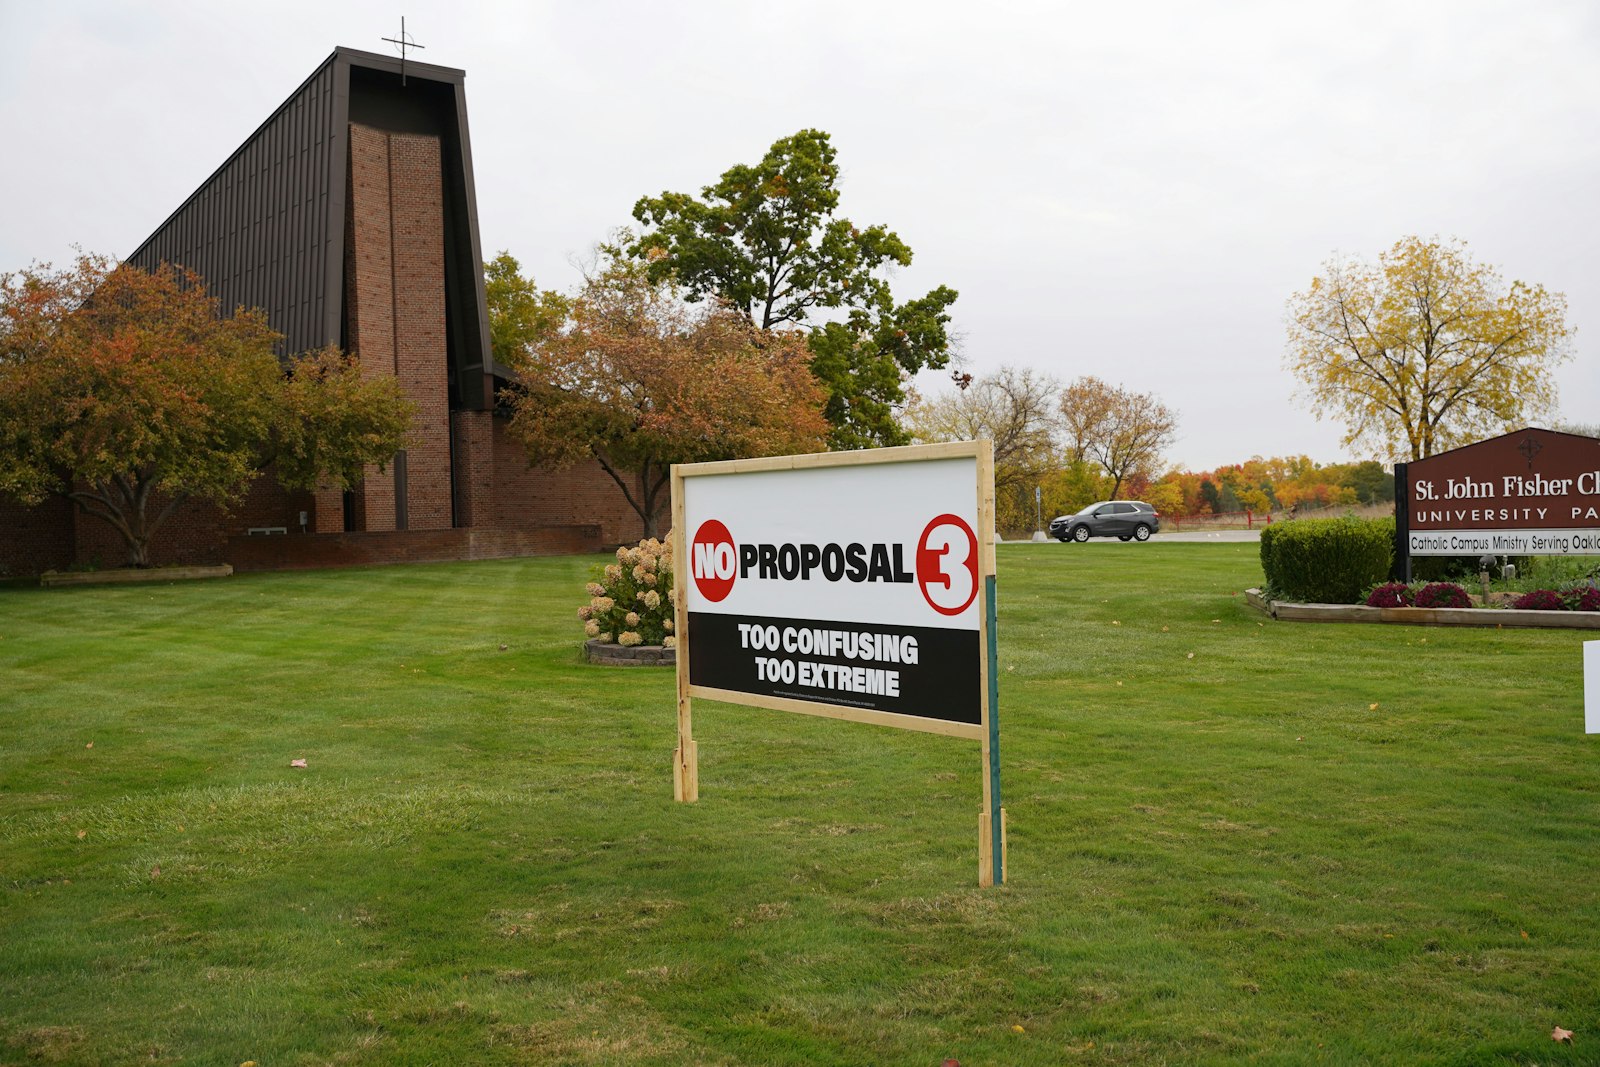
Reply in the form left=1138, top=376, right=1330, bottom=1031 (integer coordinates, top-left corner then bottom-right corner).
left=1517, top=436, right=1543, bottom=468
left=382, top=17, right=426, bottom=86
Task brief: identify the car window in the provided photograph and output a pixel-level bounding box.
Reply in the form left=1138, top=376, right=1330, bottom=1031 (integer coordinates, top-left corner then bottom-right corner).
left=1094, top=506, right=1112, bottom=516
left=1113, top=503, right=1134, bottom=514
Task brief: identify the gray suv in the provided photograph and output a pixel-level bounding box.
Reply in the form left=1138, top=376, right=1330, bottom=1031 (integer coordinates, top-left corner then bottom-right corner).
left=1049, top=500, right=1161, bottom=543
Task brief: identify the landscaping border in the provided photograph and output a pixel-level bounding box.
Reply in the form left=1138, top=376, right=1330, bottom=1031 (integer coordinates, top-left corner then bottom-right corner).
left=1245, top=588, right=1600, bottom=629
left=40, top=565, right=234, bottom=588
left=584, top=639, right=676, bottom=666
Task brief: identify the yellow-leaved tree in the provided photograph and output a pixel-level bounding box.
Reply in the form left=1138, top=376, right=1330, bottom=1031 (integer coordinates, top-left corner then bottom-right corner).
left=1286, top=236, right=1573, bottom=461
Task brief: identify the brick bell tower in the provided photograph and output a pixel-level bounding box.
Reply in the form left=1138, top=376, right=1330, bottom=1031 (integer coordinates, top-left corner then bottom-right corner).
left=127, top=47, right=498, bottom=536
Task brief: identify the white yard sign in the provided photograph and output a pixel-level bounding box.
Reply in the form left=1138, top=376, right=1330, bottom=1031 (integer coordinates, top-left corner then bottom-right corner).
left=669, top=441, right=1006, bottom=885
left=1587, top=641, right=1599, bottom=735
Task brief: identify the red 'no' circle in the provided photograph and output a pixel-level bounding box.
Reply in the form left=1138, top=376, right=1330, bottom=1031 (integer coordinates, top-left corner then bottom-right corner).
left=690, top=519, right=737, bottom=602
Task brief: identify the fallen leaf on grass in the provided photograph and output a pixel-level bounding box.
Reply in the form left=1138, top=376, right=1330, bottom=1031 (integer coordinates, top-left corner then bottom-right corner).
left=1553, top=1026, right=1573, bottom=1043
left=1369, top=703, right=1379, bottom=710
left=76, top=829, right=86, bottom=839
left=85, top=742, right=93, bottom=749
left=942, top=1060, right=960, bottom=1067
left=1111, top=620, right=1120, bottom=627
left=150, top=864, right=161, bottom=879
left=1186, top=652, right=1195, bottom=659
left=290, top=758, right=308, bottom=769
left=1521, top=930, right=1529, bottom=939
left=1011, top=1024, right=1026, bottom=1034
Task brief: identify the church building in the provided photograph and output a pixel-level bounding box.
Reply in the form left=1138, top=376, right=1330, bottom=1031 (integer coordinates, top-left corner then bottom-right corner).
left=1, top=47, right=637, bottom=575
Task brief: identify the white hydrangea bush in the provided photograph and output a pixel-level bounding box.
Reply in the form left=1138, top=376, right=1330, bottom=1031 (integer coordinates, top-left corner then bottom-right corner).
left=577, top=536, right=677, bottom=649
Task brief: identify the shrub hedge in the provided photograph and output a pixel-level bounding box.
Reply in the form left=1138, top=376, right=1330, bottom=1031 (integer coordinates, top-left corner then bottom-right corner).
left=1260, top=516, right=1394, bottom=604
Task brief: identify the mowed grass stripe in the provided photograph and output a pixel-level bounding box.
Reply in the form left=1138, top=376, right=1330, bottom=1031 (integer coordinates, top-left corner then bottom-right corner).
left=2, top=545, right=1596, bottom=1065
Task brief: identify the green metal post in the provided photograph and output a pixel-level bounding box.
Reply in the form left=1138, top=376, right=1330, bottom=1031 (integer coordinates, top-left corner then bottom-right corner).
left=985, top=573, right=1002, bottom=885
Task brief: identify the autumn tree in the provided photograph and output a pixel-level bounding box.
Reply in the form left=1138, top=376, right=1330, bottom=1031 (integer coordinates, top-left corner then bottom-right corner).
left=1058, top=376, right=1113, bottom=465
left=904, top=366, right=1063, bottom=532
left=1286, top=236, right=1573, bottom=461
left=904, top=366, right=1060, bottom=491
left=630, top=129, right=958, bottom=449
left=499, top=259, right=829, bottom=538
left=0, top=255, right=415, bottom=567
left=1057, top=376, right=1179, bottom=499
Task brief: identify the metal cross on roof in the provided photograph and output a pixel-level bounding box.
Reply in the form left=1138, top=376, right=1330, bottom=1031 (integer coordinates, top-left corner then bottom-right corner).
left=382, top=16, right=426, bottom=86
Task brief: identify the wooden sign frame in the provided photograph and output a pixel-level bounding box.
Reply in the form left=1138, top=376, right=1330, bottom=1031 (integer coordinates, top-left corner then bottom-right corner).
left=670, top=440, right=1006, bottom=885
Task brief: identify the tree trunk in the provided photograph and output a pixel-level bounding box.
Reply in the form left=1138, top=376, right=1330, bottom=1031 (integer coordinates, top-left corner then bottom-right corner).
left=65, top=474, right=186, bottom=569
left=591, top=450, right=670, bottom=542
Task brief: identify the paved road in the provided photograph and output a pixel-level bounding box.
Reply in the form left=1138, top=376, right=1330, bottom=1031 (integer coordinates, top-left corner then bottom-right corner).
left=1006, top=530, right=1262, bottom=544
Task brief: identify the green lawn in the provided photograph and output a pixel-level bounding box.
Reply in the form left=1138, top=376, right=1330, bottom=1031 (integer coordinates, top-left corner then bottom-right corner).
left=2, top=544, right=1595, bottom=1066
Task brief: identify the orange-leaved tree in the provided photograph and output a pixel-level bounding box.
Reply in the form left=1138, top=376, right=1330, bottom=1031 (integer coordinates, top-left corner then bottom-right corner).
left=498, top=257, right=830, bottom=538
left=0, top=255, right=415, bottom=566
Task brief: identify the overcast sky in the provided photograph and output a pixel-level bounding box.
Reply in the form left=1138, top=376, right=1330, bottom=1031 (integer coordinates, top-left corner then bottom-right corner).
left=2, top=0, right=1594, bottom=470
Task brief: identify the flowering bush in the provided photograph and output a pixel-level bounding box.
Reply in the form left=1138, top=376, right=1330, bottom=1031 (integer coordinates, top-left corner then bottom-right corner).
left=1412, top=582, right=1471, bottom=609
left=1563, top=585, right=1600, bottom=612
left=1512, top=589, right=1565, bottom=611
left=1364, top=582, right=1414, bottom=608
left=577, top=536, right=676, bottom=648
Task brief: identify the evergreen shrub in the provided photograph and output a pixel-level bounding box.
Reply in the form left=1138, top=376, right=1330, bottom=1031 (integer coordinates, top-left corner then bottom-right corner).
left=1260, top=516, right=1393, bottom=604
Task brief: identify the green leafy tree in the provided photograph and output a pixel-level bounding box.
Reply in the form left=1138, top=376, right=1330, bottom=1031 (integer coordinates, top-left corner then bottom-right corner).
left=630, top=129, right=958, bottom=449
left=0, top=255, right=414, bottom=567
left=1339, top=460, right=1395, bottom=504
left=483, top=251, right=569, bottom=368
left=1286, top=236, right=1573, bottom=460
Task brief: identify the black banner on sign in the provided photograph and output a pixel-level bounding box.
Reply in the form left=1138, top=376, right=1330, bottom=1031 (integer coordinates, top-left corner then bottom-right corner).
left=687, top=612, right=981, bottom=725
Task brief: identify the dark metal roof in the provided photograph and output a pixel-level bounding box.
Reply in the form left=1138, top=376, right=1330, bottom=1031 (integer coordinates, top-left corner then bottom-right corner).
left=127, top=47, right=495, bottom=410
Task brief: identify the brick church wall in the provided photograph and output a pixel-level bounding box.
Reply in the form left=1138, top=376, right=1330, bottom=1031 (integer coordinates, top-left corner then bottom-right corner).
left=345, top=122, right=452, bottom=532
left=69, top=475, right=310, bottom=570
left=0, top=495, right=75, bottom=577
left=488, top=418, right=661, bottom=548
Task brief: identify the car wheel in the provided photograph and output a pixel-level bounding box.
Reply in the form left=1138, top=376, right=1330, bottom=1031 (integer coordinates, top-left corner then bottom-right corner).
left=1072, top=525, right=1090, bottom=543
left=1133, top=524, right=1151, bottom=541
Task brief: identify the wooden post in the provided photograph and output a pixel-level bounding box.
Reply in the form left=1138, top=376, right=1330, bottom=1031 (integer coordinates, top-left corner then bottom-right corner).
left=671, top=465, right=698, bottom=802
left=976, top=443, right=1006, bottom=886
left=979, top=572, right=1005, bottom=885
